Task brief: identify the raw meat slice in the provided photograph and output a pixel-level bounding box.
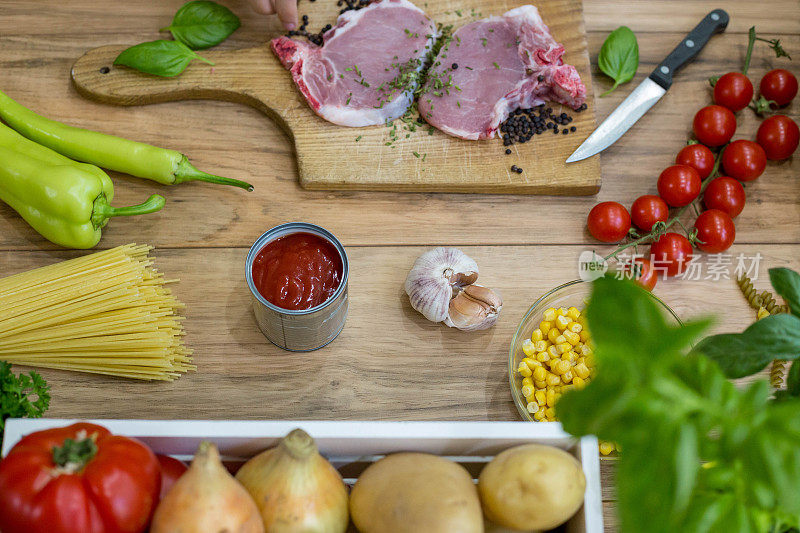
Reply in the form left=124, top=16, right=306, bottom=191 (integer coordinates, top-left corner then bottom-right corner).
left=417, top=5, right=587, bottom=140
left=271, top=0, right=437, bottom=127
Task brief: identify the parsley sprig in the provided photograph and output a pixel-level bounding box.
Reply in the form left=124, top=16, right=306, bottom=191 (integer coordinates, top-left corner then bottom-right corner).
left=0, top=361, right=50, bottom=438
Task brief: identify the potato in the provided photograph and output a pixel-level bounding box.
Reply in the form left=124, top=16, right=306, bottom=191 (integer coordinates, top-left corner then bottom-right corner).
left=350, top=452, right=483, bottom=533
left=478, top=444, right=585, bottom=531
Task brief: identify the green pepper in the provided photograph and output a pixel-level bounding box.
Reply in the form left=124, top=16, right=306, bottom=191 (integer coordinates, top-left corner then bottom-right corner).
left=0, top=89, right=253, bottom=191
left=0, top=146, right=165, bottom=249
left=0, top=120, right=115, bottom=201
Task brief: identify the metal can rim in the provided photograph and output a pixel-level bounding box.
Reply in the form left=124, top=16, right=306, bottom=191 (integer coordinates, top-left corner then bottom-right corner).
left=245, top=222, right=350, bottom=316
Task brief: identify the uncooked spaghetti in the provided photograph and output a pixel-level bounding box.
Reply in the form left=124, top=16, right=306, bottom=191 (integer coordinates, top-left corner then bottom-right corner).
left=0, top=244, right=194, bottom=380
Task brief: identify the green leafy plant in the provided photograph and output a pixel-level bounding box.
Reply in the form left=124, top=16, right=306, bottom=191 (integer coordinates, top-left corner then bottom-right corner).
left=557, top=276, right=800, bottom=533
left=114, top=40, right=214, bottom=77
left=597, top=26, right=639, bottom=97
left=0, top=361, right=50, bottom=439
left=161, top=0, right=241, bottom=50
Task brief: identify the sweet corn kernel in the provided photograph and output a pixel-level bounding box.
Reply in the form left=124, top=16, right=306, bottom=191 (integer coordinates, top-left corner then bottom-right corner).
left=554, top=334, right=567, bottom=344
left=522, top=339, right=536, bottom=357
left=556, top=342, right=572, bottom=355
left=525, top=359, right=542, bottom=369
left=545, top=407, right=556, bottom=419
left=517, top=362, right=532, bottom=377
left=557, top=307, right=568, bottom=316
left=531, top=328, right=544, bottom=342
left=563, top=330, right=580, bottom=346
left=539, top=320, right=552, bottom=335
left=534, top=390, right=547, bottom=405
left=534, top=379, right=547, bottom=389
left=534, top=340, right=548, bottom=353
left=532, top=366, right=547, bottom=382
left=553, top=359, right=571, bottom=375
left=533, top=409, right=546, bottom=421
left=579, top=330, right=590, bottom=343
left=567, top=306, right=581, bottom=321
left=561, top=370, right=574, bottom=384
left=536, top=351, right=550, bottom=363
left=521, top=384, right=535, bottom=397
left=555, top=315, right=571, bottom=330
left=580, top=344, right=592, bottom=356
left=546, top=388, right=556, bottom=407
left=574, top=362, right=590, bottom=379
left=577, top=356, right=586, bottom=366
left=599, top=442, right=615, bottom=456
left=568, top=321, right=583, bottom=333
left=572, top=376, right=586, bottom=388
left=522, top=376, right=534, bottom=388
left=546, top=373, right=561, bottom=387
left=547, top=345, right=560, bottom=358
left=547, top=327, right=561, bottom=343
left=543, top=308, right=557, bottom=322
left=526, top=402, right=540, bottom=414
left=562, top=350, right=577, bottom=363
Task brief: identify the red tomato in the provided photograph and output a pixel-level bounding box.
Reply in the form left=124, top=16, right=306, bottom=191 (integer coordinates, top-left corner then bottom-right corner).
left=721, top=140, right=767, bottom=181
left=156, top=454, right=188, bottom=500
left=622, top=256, right=658, bottom=291
left=703, top=176, right=746, bottom=218
left=675, top=143, right=715, bottom=179
left=650, top=233, right=693, bottom=277
left=694, top=209, right=736, bottom=253
left=756, top=115, right=800, bottom=160
left=630, top=195, right=669, bottom=232
left=713, top=72, right=754, bottom=112
left=587, top=202, right=631, bottom=243
left=693, top=105, right=736, bottom=147
left=657, top=165, right=702, bottom=207
left=0, top=423, right=161, bottom=533
left=760, top=69, right=798, bottom=107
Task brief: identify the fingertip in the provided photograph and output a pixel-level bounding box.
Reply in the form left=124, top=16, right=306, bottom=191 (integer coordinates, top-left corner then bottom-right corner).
left=250, top=0, right=275, bottom=15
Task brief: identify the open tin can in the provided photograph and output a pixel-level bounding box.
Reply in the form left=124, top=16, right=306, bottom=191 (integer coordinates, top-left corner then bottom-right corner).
left=246, top=222, right=349, bottom=352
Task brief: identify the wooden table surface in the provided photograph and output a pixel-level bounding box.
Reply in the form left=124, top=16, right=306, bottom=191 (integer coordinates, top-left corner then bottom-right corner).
left=1, top=1, right=798, bottom=529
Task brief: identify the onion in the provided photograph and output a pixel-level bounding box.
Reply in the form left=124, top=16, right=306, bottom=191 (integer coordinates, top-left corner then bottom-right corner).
left=150, top=441, right=264, bottom=533
left=235, top=428, right=349, bottom=533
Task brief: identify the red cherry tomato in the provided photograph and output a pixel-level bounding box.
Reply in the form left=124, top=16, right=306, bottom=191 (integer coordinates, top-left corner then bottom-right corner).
left=760, top=69, right=798, bottom=107
left=721, top=140, right=767, bottom=181
left=713, top=72, right=754, bottom=112
left=630, top=195, right=669, bottom=232
left=675, top=144, right=715, bottom=179
left=693, top=105, right=736, bottom=147
left=703, top=176, right=746, bottom=218
left=694, top=209, right=736, bottom=253
left=650, top=233, right=693, bottom=277
left=756, top=115, right=800, bottom=160
left=622, top=256, right=658, bottom=291
left=0, top=423, right=161, bottom=533
left=657, top=165, right=701, bottom=207
left=156, top=454, right=188, bottom=500
left=587, top=202, right=631, bottom=243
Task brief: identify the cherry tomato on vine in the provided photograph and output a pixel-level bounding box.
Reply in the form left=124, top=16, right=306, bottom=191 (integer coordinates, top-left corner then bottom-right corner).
left=693, top=105, right=736, bottom=147
left=650, top=233, right=693, bottom=277
left=756, top=115, right=800, bottom=160
left=693, top=209, right=736, bottom=253
left=675, top=144, right=715, bottom=179
left=703, top=176, right=746, bottom=218
left=760, top=69, right=798, bottom=107
left=630, top=195, right=669, bottom=232
left=622, top=256, right=658, bottom=291
left=721, top=140, right=767, bottom=181
left=713, top=72, right=754, bottom=112
left=587, top=202, right=631, bottom=243
left=657, top=165, right=701, bottom=207
left=156, top=454, right=188, bottom=500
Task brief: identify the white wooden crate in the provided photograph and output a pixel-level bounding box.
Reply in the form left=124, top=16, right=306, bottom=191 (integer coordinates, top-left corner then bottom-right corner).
left=2, top=419, right=603, bottom=533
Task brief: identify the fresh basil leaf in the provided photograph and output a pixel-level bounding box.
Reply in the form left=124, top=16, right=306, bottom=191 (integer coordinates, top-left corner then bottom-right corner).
left=114, top=40, right=213, bottom=77
left=693, top=313, right=800, bottom=378
left=598, top=26, right=639, bottom=96
left=673, top=424, right=699, bottom=514
left=162, top=1, right=240, bottom=50
left=770, top=267, right=800, bottom=318
left=787, top=362, right=800, bottom=397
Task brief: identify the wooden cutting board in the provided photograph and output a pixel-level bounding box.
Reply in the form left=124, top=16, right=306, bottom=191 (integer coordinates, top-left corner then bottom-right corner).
left=71, top=0, right=599, bottom=195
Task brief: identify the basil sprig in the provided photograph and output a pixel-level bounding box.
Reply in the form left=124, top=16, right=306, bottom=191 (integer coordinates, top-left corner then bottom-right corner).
left=557, top=276, right=800, bottom=532
left=162, top=1, right=241, bottom=50
left=114, top=40, right=214, bottom=78
left=597, top=26, right=639, bottom=96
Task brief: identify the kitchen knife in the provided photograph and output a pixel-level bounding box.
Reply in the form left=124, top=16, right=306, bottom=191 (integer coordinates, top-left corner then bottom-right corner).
left=567, top=9, right=730, bottom=164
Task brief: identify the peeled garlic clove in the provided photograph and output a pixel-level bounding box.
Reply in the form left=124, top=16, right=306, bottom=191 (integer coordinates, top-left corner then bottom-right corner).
left=405, top=247, right=479, bottom=323
left=445, top=284, right=503, bottom=331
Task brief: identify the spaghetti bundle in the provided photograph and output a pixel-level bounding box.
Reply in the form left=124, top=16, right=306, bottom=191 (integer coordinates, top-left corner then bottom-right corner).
left=0, top=244, right=194, bottom=380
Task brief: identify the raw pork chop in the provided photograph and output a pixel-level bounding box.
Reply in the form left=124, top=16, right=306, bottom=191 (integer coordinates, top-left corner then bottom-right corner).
left=417, top=5, right=587, bottom=140
left=271, top=0, right=437, bottom=127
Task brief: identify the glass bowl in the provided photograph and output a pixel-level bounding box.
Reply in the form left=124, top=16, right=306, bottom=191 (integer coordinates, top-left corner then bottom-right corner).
left=509, top=279, right=682, bottom=422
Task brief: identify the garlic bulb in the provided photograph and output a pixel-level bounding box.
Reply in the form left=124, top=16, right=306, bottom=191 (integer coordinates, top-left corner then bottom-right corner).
left=405, top=248, right=502, bottom=331
left=405, top=247, right=479, bottom=323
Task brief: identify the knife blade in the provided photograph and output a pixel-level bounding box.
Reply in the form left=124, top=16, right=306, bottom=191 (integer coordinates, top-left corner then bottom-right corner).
left=567, top=9, right=730, bottom=164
